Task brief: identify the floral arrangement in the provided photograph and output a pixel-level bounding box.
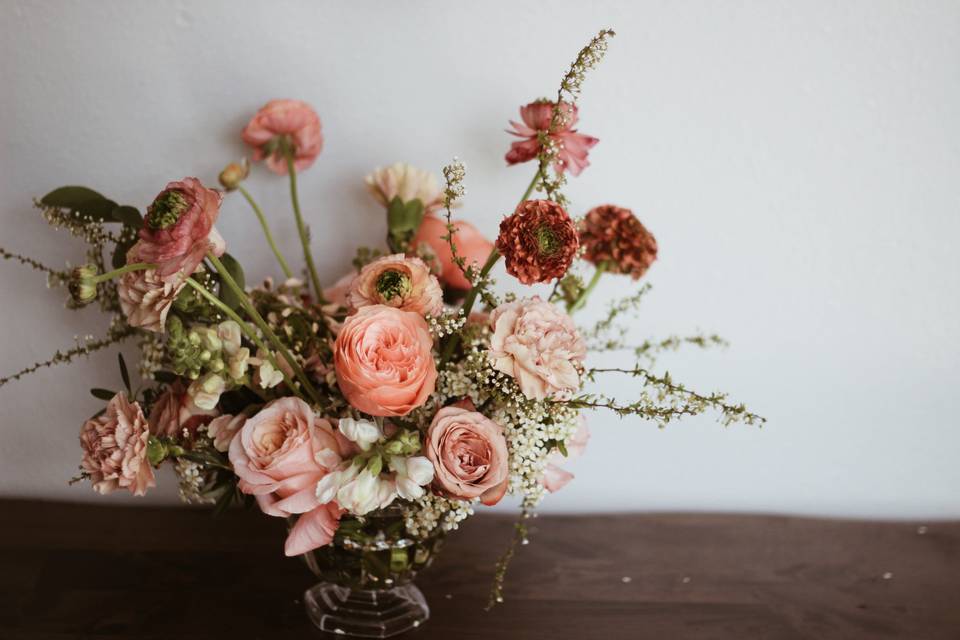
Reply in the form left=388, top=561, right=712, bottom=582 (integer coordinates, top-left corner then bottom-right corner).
left=0, top=29, right=762, bottom=622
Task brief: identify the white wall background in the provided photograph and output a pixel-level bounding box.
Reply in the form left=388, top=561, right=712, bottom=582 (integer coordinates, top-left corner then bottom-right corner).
left=1, top=0, right=958, bottom=518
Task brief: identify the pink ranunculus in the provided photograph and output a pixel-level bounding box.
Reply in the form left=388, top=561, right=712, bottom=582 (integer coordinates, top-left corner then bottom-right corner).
left=347, top=254, right=443, bottom=317
left=117, top=242, right=186, bottom=333
left=333, top=305, right=437, bottom=417
left=242, top=99, right=323, bottom=175
left=489, top=297, right=586, bottom=401
left=425, top=406, right=509, bottom=505
left=137, top=177, right=225, bottom=278
left=411, top=215, right=494, bottom=291
left=228, top=397, right=346, bottom=556
left=505, top=100, right=599, bottom=176
left=79, top=393, right=155, bottom=496
left=147, top=380, right=218, bottom=438
left=543, top=416, right=590, bottom=493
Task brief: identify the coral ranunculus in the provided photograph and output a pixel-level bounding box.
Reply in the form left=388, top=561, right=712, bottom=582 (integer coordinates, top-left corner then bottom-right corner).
left=425, top=406, right=509, bottom=505
left=334, top=305, right=437, bottom=417
left=505, top=100, right=599, bottom=176
left=242, top=99, right=323, bottom=175
left=137, top=177, right=225, bottom=278
left=347, top=254, right=443, bottom=317
left=489, top=297, right=586, bottom=400
left=228, top=397, right=346, bottom=556
left=412, top=215, right=494, bottom=291
left=496, top=199, right=579, bottom=285
left=79, top=393, right=155, bottom=496
left=579, top=204, right=658, bottom=280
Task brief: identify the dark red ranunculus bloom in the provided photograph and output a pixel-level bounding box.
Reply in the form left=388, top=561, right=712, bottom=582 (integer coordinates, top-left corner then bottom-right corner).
left=579, top=204, right=657, bottom=280
left=496, top=199, right=579, bottom=285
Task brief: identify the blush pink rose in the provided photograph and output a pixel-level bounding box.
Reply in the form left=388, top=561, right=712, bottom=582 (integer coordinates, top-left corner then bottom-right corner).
left=228, top=397, right=347, bottom=556
left=543, top=416, right=590, bottom=493
left=137, top=177, right=225, bottom=278
left=147, top=380, right=218, bottom=438
left=347, top=254, right=443, bottom=317
left=79, top=393, right=155, bottom=496
left=334, top=305, right=437, bottom=417
left=412, top=215, right=493, bottom=291
left=505, top=100, right=599, bottom=176
left=425, top=406, right=509, bottom=505
left=489, top=297, right=586, bottom=400
left=242, top=99, right=323, bottom=175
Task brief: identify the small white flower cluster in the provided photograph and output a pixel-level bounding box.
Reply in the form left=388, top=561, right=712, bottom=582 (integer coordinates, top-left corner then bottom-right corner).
left=403, top=493, right=476, bottom=539
left=174, top=458, right=216, bottom=505
left=137, top=330, right=165, bottom=379
left=428, top=310, right=465, bottom=340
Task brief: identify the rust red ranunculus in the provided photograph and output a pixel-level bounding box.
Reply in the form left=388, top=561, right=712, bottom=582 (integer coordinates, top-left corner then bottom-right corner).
left=495, top=199, right=579, bottom=285
left=579, top=204, right=658, bottom=279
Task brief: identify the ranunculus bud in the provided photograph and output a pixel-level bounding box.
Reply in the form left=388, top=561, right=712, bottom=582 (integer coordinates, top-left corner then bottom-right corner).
left=218, top=160, right=250, bottom=191
left=68, top=264, right=98, bottom=306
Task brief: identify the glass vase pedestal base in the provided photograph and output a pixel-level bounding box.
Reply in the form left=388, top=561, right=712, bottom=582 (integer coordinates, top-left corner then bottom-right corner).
left=304, top=582, right=430, bottom=638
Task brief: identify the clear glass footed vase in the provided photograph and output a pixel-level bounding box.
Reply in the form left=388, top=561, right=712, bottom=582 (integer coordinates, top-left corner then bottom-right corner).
left=294, top=506, right=444, bottom=638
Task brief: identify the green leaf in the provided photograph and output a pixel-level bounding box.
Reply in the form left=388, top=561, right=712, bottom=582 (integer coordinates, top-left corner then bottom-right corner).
left=111, top=205, right=142, bottom=227
left=557, top=440, right=569, bottom=457
left=147, top=436, right=169, bottom=466
left=386, top=197, right=425, bottom=234
left=118, top=353, right=131, bottom=394
left=217, top=253, right=246, bottom=311
left=111, top=234, right=137, bottom=269
left=90, top=388, right=116, bottom=401
left=41, top=186, right=118, bottom=222
left=152, top=371, right=179, bottom=384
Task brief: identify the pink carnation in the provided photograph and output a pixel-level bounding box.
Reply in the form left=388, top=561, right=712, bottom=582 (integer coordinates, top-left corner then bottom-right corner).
left=505, top=100, right=598, bottom=176
left=117, top=243, right=186, bottom=333
left=489, top=297, right=586, bottom=400
left=347, top=254, right=443, bottom=317
left=228, top=397, right=347, bottom=556
left=79, top=393, right=155, bottom=496
left=242, top=99, right=323, bottom=175
left=137, top=177, right=225, bottom=278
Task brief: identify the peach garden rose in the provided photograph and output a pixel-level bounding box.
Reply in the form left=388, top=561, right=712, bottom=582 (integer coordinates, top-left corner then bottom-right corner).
left=333, top=305, right=437, bottom=417
left=347, top=254, right=443, bottom=317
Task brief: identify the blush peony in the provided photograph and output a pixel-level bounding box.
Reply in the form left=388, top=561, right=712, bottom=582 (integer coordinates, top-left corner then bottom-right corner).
left=425, top=405, right=509, bottom=505
left=333, top=305, right=437, bottom=417
left=411, top=215, right=494, bottom=291
left=347, top=254, right=443, bottom=317
left=79, top=393, right=155, bottom=496
left=489, top=297, right=586, bottom=400
left=136, top=177, right=225, bottom=279
left=242, top=99, right=323, bottom=175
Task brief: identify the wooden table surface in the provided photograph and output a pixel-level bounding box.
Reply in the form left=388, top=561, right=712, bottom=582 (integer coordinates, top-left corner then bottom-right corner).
left=1, top=500, right=958, bottom=639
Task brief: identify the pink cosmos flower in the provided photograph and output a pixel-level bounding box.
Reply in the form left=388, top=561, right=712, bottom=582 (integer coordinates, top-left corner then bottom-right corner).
left=365, top=163, right=444, bottom=216
left=334, top=305, right=437, bottom=417
left=347, top=254, right=443, bottom=317
left=137, top=177, right=225, bottom=279
left=505, top=100, right=599, bottom=176
left=489, top=297, right=586, bottom=401
left=411, top=215, right=494, bottom=291
left=425, top=405, right=509, bottom=505
left=228, top=397, right=347, bottom=556
left=79, top=393, right=155, bottom=496
left=543, top=416, right=590, bottom=493
left=242, top=99, right=323, bottom=174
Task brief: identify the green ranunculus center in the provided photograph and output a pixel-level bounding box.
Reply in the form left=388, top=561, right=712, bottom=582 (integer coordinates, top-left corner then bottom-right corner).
left=147, top=190, right=188, bottom=230
left=376, top=269, right=411, bottom=301
left=536, top=225, right=560, bottom=255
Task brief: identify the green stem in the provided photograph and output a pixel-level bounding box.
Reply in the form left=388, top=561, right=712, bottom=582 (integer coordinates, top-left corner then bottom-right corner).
left=237, top=186, right=293, bottom=279
left=92, top=262, right=158, bottom=283
left=568, top=262, right=607, bottom=313
left=518, top=169, right=540, bottom=205
left=206, top=252, right=322, bottom=406
left=184, top=277, right=304, bottom=401
left=284, top=151, right=326, bottom=304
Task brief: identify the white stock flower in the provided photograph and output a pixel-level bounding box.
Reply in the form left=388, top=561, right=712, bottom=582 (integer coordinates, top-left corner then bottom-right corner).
left=217, top=320, right=243, bottom=356
left=390, top=455, right=434, bottom=501
left=257, top=360, right=284, bottom=389
left=187, top=373, right=226, bottom=411
left=336, top=469, right=397, bottom=515
left=316, top=461, right=359, bottom=505
left=338, top=417, right=384, bottom=452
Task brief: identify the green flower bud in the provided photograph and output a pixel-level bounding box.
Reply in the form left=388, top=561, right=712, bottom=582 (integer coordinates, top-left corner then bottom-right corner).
left=146, top=436, right=169, bottom=466
left=218, top=160, right=249, bottom=191
left=68, top=264, right=98, bottom=306
left=366, top=454, right=383, bottom=476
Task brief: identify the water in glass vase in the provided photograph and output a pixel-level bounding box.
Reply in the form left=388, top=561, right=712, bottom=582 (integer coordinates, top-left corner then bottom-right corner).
left=295, top=506, right=444, bottom=638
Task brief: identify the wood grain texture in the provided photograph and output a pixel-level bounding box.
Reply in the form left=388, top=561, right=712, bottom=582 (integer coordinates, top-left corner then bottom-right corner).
left=0, top=500, right=957, bottom=639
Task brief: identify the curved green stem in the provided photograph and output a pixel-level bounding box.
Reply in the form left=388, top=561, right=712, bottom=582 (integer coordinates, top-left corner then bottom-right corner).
left=93, top=262, right=158, bottom=284
left=184, top=277, right=304, bottom=401
left=206, top=252, right=322, bottom=406
left=518, top=169, right=540, bottom=204
left=284, top=151, right=326, bottom=304
left=568, top=262, right=607, bottom=313
left=237, top=186, right=293, bottom=279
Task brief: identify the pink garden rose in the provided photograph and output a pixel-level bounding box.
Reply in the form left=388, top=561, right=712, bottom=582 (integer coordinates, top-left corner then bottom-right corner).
left=242, top=99, right=323, bottom=174
left=137, top=177, right=225, bottom=278
left=347, top=254, right=443, bottom=317
left=79, top=393, right=155, bottom=496
left=412, top=215, right=494, bottom=291
left=117, top=243, right=186, bottom=333
left=425, top=405, right=509, bottom=505
left=228, top=397, right=347, bottom=556
left=489, top=297, right=586, bottom=400
left=505, top=100, right=599, bottom=176
left=543, top=416, right=590, bottom=493
left=147, top=380, right=218, bottom=438
left=334, top=305, right=437, bottom=416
